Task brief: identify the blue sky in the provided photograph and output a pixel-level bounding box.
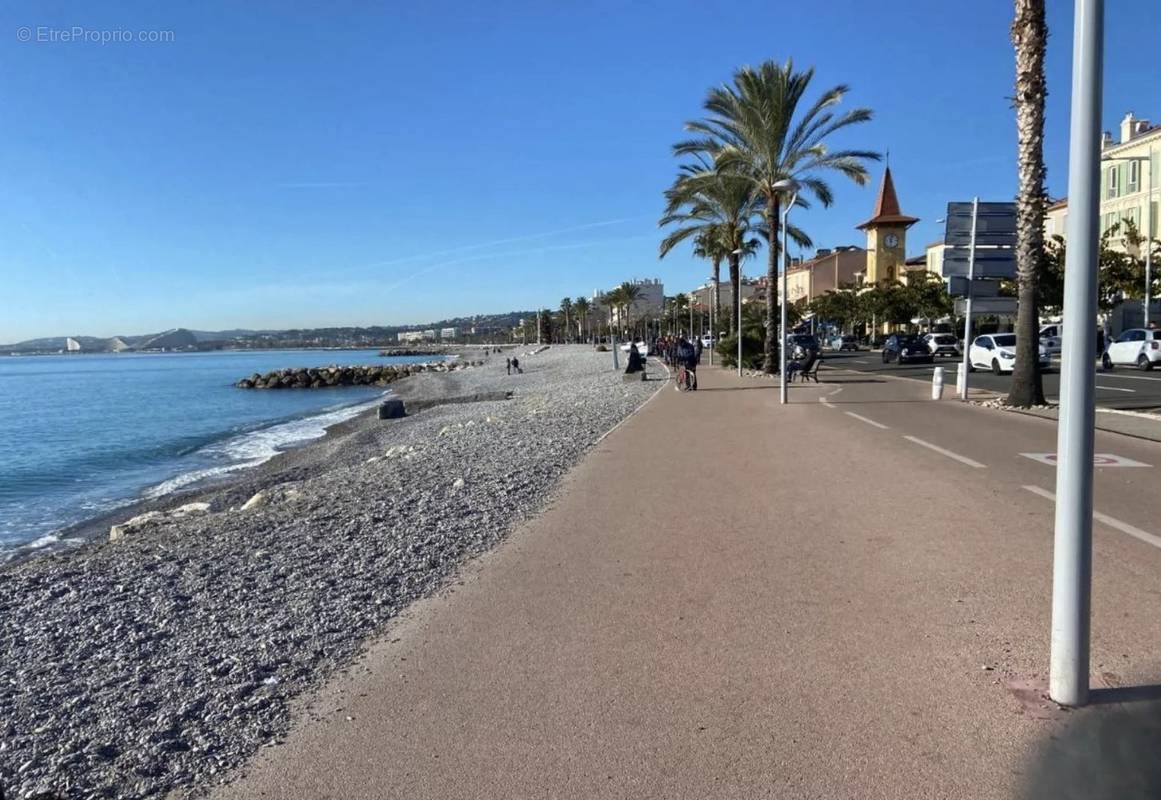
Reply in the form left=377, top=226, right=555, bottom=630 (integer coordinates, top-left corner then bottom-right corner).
left=0, top=0, right=1157, bottom=341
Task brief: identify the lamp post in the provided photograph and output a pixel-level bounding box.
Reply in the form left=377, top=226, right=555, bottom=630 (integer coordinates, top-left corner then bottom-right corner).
left=1102, top=147, right=1156, bottom=327
left=708, top=278, right=715, bottom=365
left=773, top=179, right=802, bottom=404
left=732, top=248, right=745, bottom=376
left=1050, top=0, right=1103, bottom=708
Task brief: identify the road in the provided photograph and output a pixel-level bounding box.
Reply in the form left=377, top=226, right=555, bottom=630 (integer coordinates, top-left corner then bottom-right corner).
left=823, top=350, right=1161, bottom=410
left=217, top=358, right=1161, bottom=800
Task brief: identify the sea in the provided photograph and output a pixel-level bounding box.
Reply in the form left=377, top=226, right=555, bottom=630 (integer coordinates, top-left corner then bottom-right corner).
left=0, top=349, right=441, bottom=561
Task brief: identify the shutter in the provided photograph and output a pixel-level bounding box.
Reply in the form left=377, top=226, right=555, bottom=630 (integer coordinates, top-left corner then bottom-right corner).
left=1101, top=167, right=1107, bottom=199
left=1119, top=162, right=1128, bottom=197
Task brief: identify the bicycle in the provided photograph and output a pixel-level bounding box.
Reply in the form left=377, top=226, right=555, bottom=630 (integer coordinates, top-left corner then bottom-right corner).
left=675, top=364, right=696, bottom=391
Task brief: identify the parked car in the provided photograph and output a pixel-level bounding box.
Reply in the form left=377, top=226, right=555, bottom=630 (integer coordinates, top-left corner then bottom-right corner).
left=1102, top=327, right=1161, bottom=370
left=968, top=333, right=1051, bottom=374
left=1039, top=323, right=1063, bottom=356
left=881, top=333, right=933, bottom=365
left=829, top=334, right=860, bottom=351
left=700, top=335, right=715, bottom=349
left=923, top=333, right=961, bottom=358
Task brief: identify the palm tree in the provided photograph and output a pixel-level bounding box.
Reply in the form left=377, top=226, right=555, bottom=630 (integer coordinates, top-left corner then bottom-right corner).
left=673, top=293, right=690, bottom=336
left=660, top=160, right=774, bottom=337
left=677, top=59, right=878, bottom=372
left=573, top=296, right=590, bottom=343
left=618, top=282, right=644, bottom=340
left=603, top=287, right=625, bottom=340
left=559, top=297, right=574, bottom=344
left=1007, top=0, right=1048, bottom=407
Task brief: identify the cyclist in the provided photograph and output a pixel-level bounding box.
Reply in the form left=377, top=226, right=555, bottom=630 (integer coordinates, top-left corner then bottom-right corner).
left=676, top=336, right=698, bottom=390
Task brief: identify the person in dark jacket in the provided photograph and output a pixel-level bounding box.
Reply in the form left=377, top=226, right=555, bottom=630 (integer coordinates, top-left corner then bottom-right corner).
left=676, top=337, right=698, bottom=390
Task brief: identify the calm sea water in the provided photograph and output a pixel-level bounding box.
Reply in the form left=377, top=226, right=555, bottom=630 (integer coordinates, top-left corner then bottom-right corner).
left=0, top=349, right=437, bottom=559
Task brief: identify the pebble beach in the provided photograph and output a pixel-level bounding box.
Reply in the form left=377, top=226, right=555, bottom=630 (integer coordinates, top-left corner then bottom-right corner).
left=0, top=346, right=659, bottom=799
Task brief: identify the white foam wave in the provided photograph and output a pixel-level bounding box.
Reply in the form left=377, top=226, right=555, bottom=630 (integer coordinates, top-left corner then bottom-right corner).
left=142, top=396, right=383, bottom=501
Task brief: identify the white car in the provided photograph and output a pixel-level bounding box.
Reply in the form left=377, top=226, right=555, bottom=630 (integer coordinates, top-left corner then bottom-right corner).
left=1102, top=328, right=1161, bottom=371
left=1039, top=323, right=1063, bottom=356
left=700, top=335, right=715, bottom=349
left=923, top=333, right=960, bottom=357
left=968, top=333, right=1050, bottom=374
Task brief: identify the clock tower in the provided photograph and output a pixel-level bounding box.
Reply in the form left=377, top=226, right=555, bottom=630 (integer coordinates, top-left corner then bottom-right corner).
left=857, top=167, right=918, bottom=284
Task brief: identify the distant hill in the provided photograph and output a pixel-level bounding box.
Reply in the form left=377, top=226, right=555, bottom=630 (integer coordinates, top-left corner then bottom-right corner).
left=1, top=313, right=537, bottom=355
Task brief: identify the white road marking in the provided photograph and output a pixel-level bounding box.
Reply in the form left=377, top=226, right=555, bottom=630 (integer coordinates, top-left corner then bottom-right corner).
left=827, top=386, right=844, bottom=396
left=902, top=435, right=986, bottom=468
left=845, top=411, right=888, bottom=429
left=850, top=359, right=870, bottom=364
left=1093, top=373, right=1161, bottom=383
left=1022, top=485, right=1161, bottom=549
left=1095, top=384, right=1136, bottom=393
left=1020, top=453, right=1151, bottom=468
left=820, top=400, right=836, bottom=408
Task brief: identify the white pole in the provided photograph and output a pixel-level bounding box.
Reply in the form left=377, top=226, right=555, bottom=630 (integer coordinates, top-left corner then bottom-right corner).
left=709, top=282, right=715, bottom=365
left=780, top=193, right=797, bottom=404
left=959, top=198, right=980, bottom=400
left=1050, top=0, right=1103, bottom=708
left=737, top=271, right=744, bottom=377
left=1146, top=144, right=1154, bottom=328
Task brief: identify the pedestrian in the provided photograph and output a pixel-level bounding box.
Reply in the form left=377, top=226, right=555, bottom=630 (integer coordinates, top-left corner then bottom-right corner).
left=506, top=357, right=512, bottom=375
left=512, top=356, right=522, bottom=374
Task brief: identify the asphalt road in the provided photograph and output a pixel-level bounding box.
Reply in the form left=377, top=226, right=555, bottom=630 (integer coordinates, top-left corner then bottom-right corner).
left=822, top=349, right=1161, bottom=410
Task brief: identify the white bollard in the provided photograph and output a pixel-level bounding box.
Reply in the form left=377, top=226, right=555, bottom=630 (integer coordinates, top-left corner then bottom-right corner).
left=932, top=366, right=945, bottom=400
left=955, top=362, right=966, bottom=398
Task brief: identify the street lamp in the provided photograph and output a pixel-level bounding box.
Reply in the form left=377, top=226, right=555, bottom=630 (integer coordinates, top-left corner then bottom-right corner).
left=731, top=248, right=746, bottom=376
left=707, top=277, right=715, bottom=365
left=1102, top=148, right=1156, bottom=327
left=773, top=179, right=802, bottom=404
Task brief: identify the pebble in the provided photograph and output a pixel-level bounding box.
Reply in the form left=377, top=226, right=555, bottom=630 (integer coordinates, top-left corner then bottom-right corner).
left=0, top=346, right=654, bottom=798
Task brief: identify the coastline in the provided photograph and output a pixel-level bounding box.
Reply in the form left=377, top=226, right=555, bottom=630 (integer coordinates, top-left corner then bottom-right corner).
left=0, top=345, right=660, bottom=799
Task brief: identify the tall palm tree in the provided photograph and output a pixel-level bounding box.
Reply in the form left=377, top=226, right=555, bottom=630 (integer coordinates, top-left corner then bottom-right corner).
left=603, top=287, right=625, bottom=340
left=673, top=293, right=690, bottom=336
left=559, top=297, right=574, bottom=344
left=677, top=59, right=878, bottom=372
left=573, top=296, right=590, bottom=343
left=660, top=160, right=778, bottom=337
left=1007, top=0, right=1048, bottom=406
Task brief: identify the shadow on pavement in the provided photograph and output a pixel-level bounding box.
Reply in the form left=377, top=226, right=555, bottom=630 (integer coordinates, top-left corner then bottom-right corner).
left=1021, top=694, right=1161, bottom=799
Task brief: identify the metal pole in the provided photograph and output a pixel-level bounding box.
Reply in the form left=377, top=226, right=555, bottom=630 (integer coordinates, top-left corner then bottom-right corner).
left=959, top=198, right=979, bottom=400
left=737, top=272, right=744, bottom=377
left=780, top=196, right=796, bottom=404
left=709, top=284, right=715, bottom=365
left=537, top=309, right=542, bottom=345
left=1146, top=144, right=1154, bottom=328
left=611, top=313, right=620, bottom=371
left=1050, top=0, right=1103, bottom=708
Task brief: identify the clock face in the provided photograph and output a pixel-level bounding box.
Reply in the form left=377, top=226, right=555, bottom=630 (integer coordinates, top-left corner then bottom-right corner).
left=884, top=233, right=900, bottom=248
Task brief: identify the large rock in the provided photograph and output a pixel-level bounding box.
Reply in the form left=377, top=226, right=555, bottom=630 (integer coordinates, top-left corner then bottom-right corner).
left=109, top=511, right=163, bottom=542
left=378, top=399, right=406, bottom=420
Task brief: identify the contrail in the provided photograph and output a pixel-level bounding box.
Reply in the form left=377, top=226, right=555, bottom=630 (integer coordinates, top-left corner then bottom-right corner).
left=355, top=215, right=653, bottom=272
left=378, top=234, right=655, bottom=293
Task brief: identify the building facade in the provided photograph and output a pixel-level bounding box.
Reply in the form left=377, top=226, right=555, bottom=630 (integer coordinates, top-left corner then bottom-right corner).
left=592, top=278, right=665, bottom=326
left=1044, top=112, right=1161, bottom=250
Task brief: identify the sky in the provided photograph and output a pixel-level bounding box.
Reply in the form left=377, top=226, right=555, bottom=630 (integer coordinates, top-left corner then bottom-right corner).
left=1, top=0, right=1158, bottom=341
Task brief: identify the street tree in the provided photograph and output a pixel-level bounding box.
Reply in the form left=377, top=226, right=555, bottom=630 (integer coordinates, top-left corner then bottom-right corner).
left=1007, top=0, right=1049, bottom=406
left=676, top=59, right=878, bottom=372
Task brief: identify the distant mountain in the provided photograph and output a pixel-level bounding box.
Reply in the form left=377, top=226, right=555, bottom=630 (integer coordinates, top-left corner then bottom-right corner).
left=1, top=314, right=536, bottom=355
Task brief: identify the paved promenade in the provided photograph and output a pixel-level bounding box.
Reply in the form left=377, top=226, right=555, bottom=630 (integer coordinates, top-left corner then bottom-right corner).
left=217, top=360, right=1161, bottom=799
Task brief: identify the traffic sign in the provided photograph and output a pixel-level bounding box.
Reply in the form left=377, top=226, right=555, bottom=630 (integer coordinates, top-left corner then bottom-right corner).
left=954, top=297, right=1017, bottom=315
left=942, top=248, right=1017, bottom=278
left=946, top=276, right=1001, bottom=298
left=944, top=202, right=1018, bottom=247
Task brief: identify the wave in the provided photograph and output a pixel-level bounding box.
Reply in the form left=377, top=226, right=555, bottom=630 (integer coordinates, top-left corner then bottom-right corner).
left=141, top=394, right=386, bottom=500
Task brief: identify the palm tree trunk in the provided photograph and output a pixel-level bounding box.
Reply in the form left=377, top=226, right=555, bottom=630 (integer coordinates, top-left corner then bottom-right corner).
left=1007, top=0, right=1047, bottom=406
left=763, top=196, right=782, bottom=373
left=728, top=253, right=740, bottom=337
left=711, top=255, right=723, bottom=336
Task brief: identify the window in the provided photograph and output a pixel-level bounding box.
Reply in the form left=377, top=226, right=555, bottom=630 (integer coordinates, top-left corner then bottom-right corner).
left=1116, top=330, right=1145, bottom=343
left=1107, top=165, right=1119, bottom=199
left=1129, top=159, right=1140, bottom=193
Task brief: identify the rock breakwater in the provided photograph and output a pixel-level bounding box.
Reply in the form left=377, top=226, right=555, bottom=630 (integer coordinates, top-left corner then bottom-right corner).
left=235, top=361, right=482, bottom=389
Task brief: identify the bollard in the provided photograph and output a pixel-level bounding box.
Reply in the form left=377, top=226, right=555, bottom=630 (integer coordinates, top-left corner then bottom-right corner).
left=932, top=366, right=945, bottom=400
left=956, top=361, right=966, bottom=399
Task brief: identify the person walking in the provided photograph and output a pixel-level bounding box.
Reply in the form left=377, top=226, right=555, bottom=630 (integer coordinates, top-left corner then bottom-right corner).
left=506, top=357, right=512, bottom=375
left=676, top=336, right=698, bottom=390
